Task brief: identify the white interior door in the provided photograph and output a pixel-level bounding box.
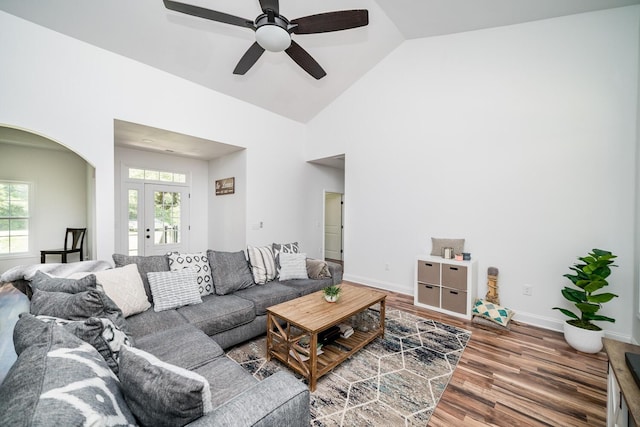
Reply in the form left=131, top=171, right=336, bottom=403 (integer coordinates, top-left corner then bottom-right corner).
left=143, top=184, right=189, bottom=255
left=324, top=192, right=343, bottom=261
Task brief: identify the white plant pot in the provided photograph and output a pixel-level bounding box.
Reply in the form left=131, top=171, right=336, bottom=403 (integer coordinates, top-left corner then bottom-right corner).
left=324, top=295, right=338, bottom=303
left=563, top=321, right=604, bottom=354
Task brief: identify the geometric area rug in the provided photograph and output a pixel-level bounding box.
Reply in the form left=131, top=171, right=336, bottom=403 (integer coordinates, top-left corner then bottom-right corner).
left=226, top=308, right=471, bottom=426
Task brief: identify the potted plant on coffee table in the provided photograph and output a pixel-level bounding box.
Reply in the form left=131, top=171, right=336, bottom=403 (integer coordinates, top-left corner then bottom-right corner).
left=323, top=285, right=342, bottom=303
left=552, top=248, right=618, bottom=353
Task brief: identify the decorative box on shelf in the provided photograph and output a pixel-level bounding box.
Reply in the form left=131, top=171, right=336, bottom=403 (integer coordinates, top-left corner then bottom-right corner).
left=414, top=255, right=478, bottom=319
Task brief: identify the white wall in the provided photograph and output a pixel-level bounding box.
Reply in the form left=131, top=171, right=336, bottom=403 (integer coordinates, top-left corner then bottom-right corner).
left=0, top=11, right=339, bottom=264
left=114, top=146, right=210, bottom=253
left=308, top=7, right=640, bottom=341
left=0, top=142, right=88, bottom=272
left=634, top=14, right=640, bottom=345
left=209, top=150, right=247, bottom=251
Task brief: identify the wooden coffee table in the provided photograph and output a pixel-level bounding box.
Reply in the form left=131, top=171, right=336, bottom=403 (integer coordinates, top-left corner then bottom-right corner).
left=266, top=284, right=386, bottom=391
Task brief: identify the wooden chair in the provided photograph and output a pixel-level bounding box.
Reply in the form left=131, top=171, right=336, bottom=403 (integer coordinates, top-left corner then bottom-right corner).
left=40, top=228, right=86, bottom=263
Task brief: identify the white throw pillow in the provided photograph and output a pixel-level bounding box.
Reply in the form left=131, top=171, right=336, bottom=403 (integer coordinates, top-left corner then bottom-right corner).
left=247, top=245, right=277, bottom=285
left=93, top=264, right=151, bottom=317
left=147, top=268, right=202, bottom=312
left=278, top=253, right=309, bottom=281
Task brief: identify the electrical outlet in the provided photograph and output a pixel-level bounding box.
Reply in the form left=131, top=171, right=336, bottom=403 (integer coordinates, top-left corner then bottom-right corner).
left=523, top=285, right=533, bottom=296
left=385, top=263, right=390, bottom=271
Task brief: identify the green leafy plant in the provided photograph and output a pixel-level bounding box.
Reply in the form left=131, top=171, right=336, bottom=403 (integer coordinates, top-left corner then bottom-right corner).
left=552, top=248, right=618, bottom=331
left=322, top=285, right=342, bottom=298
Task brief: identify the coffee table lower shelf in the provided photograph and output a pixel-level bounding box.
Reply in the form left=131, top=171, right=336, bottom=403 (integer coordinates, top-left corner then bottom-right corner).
left=266, top=319, right=383, bottom=391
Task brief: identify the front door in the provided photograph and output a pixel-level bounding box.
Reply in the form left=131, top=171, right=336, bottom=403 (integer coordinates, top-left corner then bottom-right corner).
left=143, top=184, right=189, bottom=255
left=123, top=183, right=189, bottom=256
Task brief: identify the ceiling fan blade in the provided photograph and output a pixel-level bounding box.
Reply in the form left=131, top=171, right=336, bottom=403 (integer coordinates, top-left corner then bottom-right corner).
left=285, top=41, right=326, bottom=80
left=163, top=0, right=254, bottom=29
left=291, top=10, right=368, bottom=34
left=258, top=0, right=279, bottom=14
left=233, top=42, right=266, bottom=75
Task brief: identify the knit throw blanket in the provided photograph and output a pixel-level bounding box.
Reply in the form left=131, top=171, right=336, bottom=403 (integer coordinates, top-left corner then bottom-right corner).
left=0, top=260, right=112, bottom=284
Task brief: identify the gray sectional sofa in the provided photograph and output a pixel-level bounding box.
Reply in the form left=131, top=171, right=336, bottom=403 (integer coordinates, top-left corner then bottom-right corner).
left=0, top=249, right=343, bottom=426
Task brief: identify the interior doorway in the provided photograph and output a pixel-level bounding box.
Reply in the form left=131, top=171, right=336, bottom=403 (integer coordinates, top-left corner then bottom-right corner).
left=324, top=192, right=343, bottom=263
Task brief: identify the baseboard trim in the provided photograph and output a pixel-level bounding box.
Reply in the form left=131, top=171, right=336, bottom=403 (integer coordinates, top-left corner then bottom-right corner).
left=344, top=274, right=634, bottom=343
left=343, top=274, right=411, bottom=297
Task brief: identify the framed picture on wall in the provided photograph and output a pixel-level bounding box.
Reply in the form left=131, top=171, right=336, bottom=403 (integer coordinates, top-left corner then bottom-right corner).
left=215, top=177, right=235, bottom=195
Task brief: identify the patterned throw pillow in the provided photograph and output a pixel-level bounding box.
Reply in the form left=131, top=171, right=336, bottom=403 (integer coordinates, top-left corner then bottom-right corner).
left=118, top=346, right=213, bottom=427
left=246, top=245, right=277, bottom=285
left=278, top=253, right=309, bottom=281
left=168, top=252, right=213, bottom=296
left=272, top=242, right=300, bottom=276
left=0, top=314, right=137, bottom=426
left=93, top=264, right=151, bottom=317
left=36, top=315, right=132, bottom=374
left=147, top=268, right=203, bottom=312
left=472, top=299, right=515, bottom=327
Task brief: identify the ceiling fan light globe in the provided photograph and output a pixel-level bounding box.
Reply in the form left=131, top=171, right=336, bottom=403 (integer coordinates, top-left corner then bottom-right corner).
left=255, top=25, right=291, bottom=52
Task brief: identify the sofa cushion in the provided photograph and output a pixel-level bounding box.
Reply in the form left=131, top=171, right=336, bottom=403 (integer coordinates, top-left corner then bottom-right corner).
left=112, top=253, right=170, bottom=303
left=125, top=308, right=189, bottom=340
left=119, top=345, right=213, bottom=427
left=0, top=314, right=137, bottom=426
left=30, top=270, right=97, bottom=293
left=135, top=324, right=224, bottom=370
left=192, top=355, right=258, bottom=408
left=92, top=264, right=151, bottom=317
left=246, top=245, right=277, bottom=285
left=37, top=315, right=132, bottom=375
left=233, top=282, right=301, bottom=315
left=30, top=288, right=129, bottom=334
left=278, top=253, right=309, bottom=281
left=147, top=268, right=203, bottom=312
left=168, top=251, right=214, bottom=297
left=177, top=294, right=256, bottom=336
left=207, top=250, right=255, bottom=295
left=279, top=277, right=334, bottom=297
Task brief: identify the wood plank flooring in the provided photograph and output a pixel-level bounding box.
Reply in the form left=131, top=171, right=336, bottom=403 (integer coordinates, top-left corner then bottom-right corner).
left=347, top=281, right=608, bottom=427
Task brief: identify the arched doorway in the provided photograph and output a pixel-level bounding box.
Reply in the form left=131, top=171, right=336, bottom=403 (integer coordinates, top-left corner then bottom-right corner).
left=0, top=126, right=95, bottom=273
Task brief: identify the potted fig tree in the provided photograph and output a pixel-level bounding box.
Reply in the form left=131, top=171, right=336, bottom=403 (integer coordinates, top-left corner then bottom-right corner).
left=552, top=248, right=618, bottom=353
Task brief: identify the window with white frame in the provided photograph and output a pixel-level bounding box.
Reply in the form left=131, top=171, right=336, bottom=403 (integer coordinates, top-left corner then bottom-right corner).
left=0, top=181, right=30, bottom=255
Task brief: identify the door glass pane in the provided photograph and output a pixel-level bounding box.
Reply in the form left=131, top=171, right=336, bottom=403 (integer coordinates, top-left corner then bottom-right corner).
left=154, top=191, right=181, bottom=245
left=128, top=190, right=138, bottom=255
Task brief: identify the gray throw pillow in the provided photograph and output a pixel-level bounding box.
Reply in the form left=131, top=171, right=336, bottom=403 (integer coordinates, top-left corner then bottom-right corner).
left=430, top=238, right=465, bottom=257
left=112, top=253, right=170, bottom=303
left=0, top=314, right=137, bottom=426
left=207, top=250, right=255, bottom=295
left=30, top=270, right=97, bottom=293
left=30, top=288, right=129, bottom=334
left=118, top=345, right=212, bottom=427
left=37, top=315, right=132, bottom=374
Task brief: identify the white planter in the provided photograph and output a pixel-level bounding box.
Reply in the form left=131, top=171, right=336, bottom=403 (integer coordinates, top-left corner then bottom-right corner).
left=324, top=295, right=339, bottom=303
left=563, top=321, right=604, bottom=353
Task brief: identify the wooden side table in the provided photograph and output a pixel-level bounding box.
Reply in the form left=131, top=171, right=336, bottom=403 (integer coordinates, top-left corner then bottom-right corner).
left=603, top=338, right=640, bottom=426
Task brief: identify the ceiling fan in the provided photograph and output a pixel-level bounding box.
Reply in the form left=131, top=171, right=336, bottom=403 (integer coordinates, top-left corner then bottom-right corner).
left=163, top=0, right=369, bottom=79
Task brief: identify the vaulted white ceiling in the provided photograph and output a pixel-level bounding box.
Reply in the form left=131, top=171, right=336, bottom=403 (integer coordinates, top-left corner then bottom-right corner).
left=2, top=0, right=637, bottom=125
